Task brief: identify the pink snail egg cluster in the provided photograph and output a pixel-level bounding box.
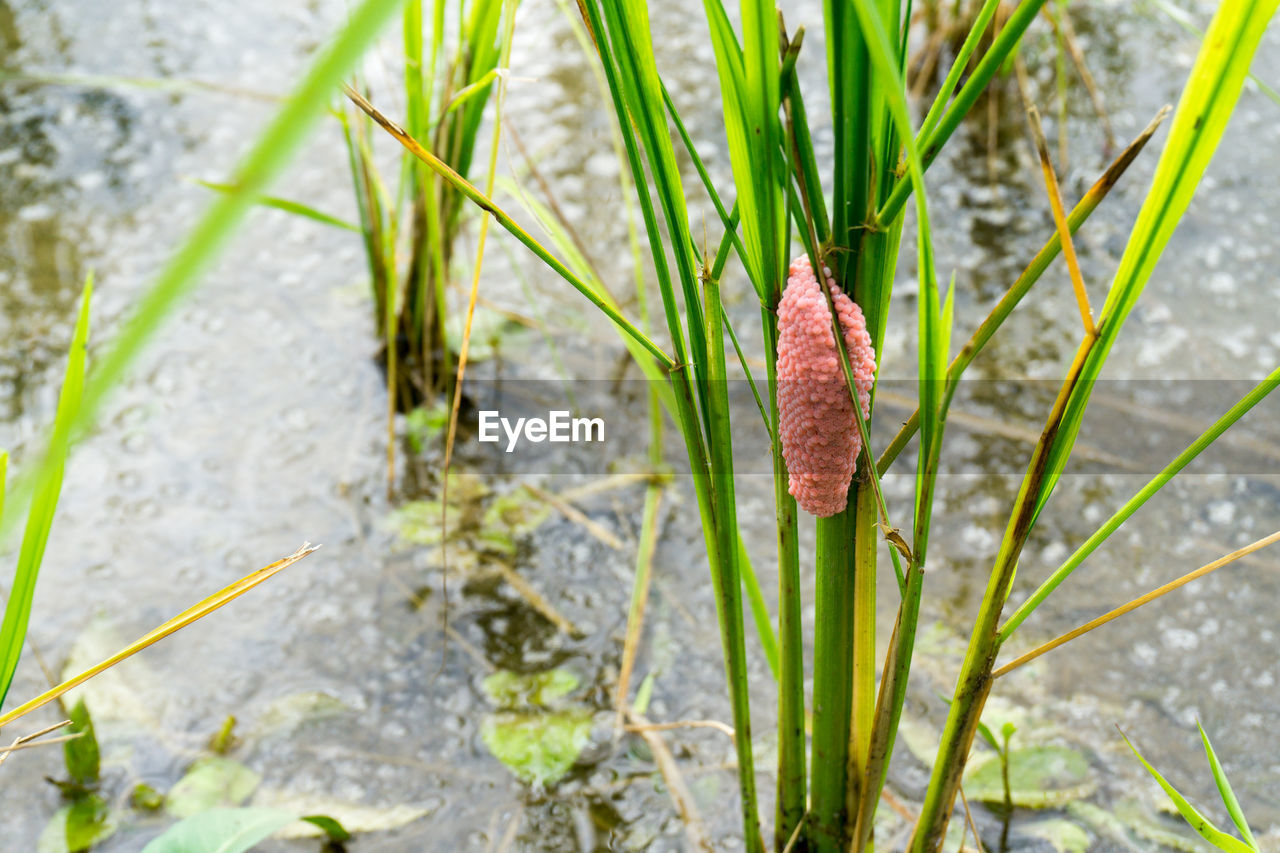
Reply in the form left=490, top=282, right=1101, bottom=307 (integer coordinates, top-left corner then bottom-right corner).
left=776, top=255, right=877, bottom=518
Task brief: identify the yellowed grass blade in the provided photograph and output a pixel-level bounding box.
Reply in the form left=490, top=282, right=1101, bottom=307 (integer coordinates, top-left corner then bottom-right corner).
left=994, top=530, right=1280, bottom=677
left=0, top=543, right=318, bottom=732
left=1025, top=100, right=1096, bottom=337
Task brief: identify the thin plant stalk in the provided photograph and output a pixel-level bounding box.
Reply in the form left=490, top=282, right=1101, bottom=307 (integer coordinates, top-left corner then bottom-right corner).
left=994, top=530, right=1280, bottom=678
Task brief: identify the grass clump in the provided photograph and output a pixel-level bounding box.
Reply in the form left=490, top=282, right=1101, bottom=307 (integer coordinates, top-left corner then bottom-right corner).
left=348, top=0, right=1280, bottom=848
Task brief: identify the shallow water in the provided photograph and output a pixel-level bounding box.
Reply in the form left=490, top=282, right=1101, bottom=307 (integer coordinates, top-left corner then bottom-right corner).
left=1, top=0, right=1279, bottom=849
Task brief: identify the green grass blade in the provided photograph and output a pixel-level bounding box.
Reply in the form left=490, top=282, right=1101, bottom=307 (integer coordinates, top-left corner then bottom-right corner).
left=0, top=0, right=405, bottom=548
left=193, top=180, right=360, bottom=232
left=660, top=85, right=755, bottom=294
left=916, top=0, right=1002, bottom=145
left=999, top=365, right=1280, bottom=641
left=738, top=535, right=779, bottom=680
left=824, top=0, right=873, bottom=290
left=780, top=25, right=829, bottom=247
left=1147, top=0, right=1280, bottom=107
left=0, top=277, right=92, bottom=707
left=699, top=265, right=763, bottom=853
left=878, top=0, right=1049, bottom=224
left=1198, top=722, right=1258, bottom=849
left=1037, top=0, right=1279, bottom=521
left=1121, top=731, right=1256, bottom=853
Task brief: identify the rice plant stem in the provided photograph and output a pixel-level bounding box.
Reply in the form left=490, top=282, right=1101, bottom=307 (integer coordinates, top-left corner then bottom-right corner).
left=875, top=106, right=1169, bottom=476
left=341, top=86, right=674, bottom=370
left=811, top=508, right=858, bottom=852
left=994, top=529, right=1280, bottom=678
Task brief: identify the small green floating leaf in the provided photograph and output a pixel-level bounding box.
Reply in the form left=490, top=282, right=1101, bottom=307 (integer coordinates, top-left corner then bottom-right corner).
left=37, top=794, right=116, bottom=853
left=482, top=668, right=579, bottom=709
left=481, top=709, right=592, bottom=787
left=64, top=796, right=115, bottom=852
left=482, top=489, right=552, bottom=543
left=252, top=690, right=351, bottom=737
left=131, top=783, right=165, bottom=811
left=165, top=756, right=261, bottom=818
left=1022, top=819, right=1091, bottom=853
left=140, top=807, right=296, bottom=853
left=385, top=500, right=447, bottom=546
left=405, top=404, right=449, bottom=454
left=480, top=667, right=591, bottom=786
left=64, top=698, right=99, bottom=789
left=964, top=745, right=1095, bottom=807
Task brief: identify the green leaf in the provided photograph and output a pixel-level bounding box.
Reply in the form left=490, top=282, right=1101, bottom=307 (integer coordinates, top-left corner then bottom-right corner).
left=480, top=667, right=591, bottom=786
left=38, top=795, right=117, bottom=853
left=64, top=796, right=115, bottom=852
left=481, top=489, right=553, bottom=547
left=1038, top=0, right=1280, bottom=519
left=1022, top=819, right=1091, bottom=853
left=63, top=699, right=99, bottom=789
left=480, top=708, right=592, bottom=786
left=140, top=807, right=297, bottom=853
left=975, top=720, right=999, bottom=752
left=252, top=690, right=351, bottom=737
left=192, top=180, right=360, bottom=232
left=131, top=784, right=165, bottom=811
left=1198, top=722, right=1257, bottom=849
left=964, top=745, right=1095, bottom=807
left=300, top=815, right=351, bottom=842
left=482, top=668, right=579, bottom=709
left=0, top=0, right=405, bottom=555
left=0, top=277, right=91, bottom=707
left=405, top=404, right=449, bottom=454
left=165, top=756, right=261, bottom=819
left=1121, top=731, right=1256, bottom=853
left=938, top=271, right=955, bottom=379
